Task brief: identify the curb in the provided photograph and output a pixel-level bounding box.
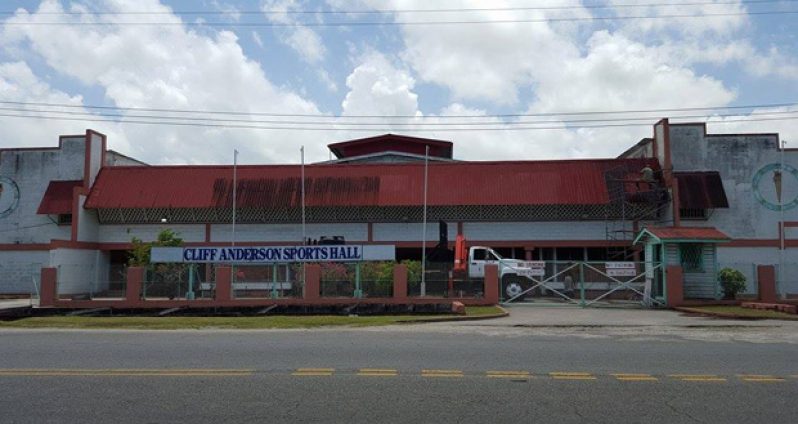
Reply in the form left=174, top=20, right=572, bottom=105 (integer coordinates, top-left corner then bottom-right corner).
left=396, top=305, right=509, bottom=324
left=673, top=306, right=798, bottom=321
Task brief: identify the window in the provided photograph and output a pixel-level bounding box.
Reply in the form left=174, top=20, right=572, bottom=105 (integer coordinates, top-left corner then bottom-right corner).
left=57, top=214, right=73, bottom=225
left=679, top=208, right=708, bottom=220
left=680, top=244, right=704, bottom=272
left=472, top=249, right=486, bottom=260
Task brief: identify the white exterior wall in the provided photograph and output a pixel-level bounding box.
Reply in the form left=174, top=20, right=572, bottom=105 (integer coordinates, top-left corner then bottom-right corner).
left=462, top=221, right=607, bottom=241
left=97, top=224, right=207, bottom=243
left=670, top=124, right=798, bottom=240
left=0, top=139, right=85, bottom=244
left=211, top=223, right=369, bottom=243
left=51, top=248, right=106, bottom=295
left=0, top=251, right=49, bottom=294
left=373, top=222, right=456, bottom=242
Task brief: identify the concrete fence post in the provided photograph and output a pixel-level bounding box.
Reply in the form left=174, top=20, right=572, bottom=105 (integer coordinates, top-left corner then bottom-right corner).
left=393, top=264, right=408, bottom=301
left=304, top=264, right=321, bottom=300
left=484, top=264, right=499, bottom=304
left=126, top=267, right=144, bottom=304
left=39, top=267, right=57, bottom=307
left=215, top=266, right=232, bottom=301
left=757, top=265, right=777, bottom=303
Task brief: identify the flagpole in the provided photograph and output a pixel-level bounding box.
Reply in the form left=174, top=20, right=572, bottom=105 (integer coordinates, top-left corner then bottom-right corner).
left=780, top=140, right=786, bottom=298
left=231, top=149, right=238, bottom=285
left=301, top=146, right=306, bottom=245
left=421, top=145, right=429, bottom=296
left=232, top=149, right=238, bottom=248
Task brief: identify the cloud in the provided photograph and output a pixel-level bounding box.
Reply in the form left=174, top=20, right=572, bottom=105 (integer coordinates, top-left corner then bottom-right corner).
left=260, top=0, right=326, bottom=63
left=607, top=0, right=749, bottom=38
left=0, top=61, right=130, bottom=151
left=341, top=51, right=419, bottom=117
left=1, top=0, right=325, bottom=164
left=252, top=31, right=264, bottom=48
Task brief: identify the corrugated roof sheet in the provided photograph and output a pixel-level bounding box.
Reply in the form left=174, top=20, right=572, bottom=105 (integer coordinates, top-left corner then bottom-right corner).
left=675, top=171, right=729, bottom=209
left=645, top=226, right=730, bottom=241
left=328, top=134, right=453, bottom=159
left=37, top=180, right=82, bottom=214
left=84, top=158, right=658, bottom=209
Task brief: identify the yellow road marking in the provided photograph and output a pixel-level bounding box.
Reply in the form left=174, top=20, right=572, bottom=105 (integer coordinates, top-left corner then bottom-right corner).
left=292, top=368, right=334, bottom=376
left=738, top=375, right=785, bottom=382
left=357, top=368, right=398, bottom=377
left=669, top=375, right=727, bottom=382
left=486, top=371, right=530, bottom=378
left=549, top=372, right=596, bottom=380
left=422, top=369, right=464, bottom=378
left=612, top=374, right=658, bottom=382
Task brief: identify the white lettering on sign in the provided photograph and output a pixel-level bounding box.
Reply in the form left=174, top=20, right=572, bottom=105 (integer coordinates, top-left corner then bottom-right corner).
left=605, top=262, right=637, bottom=277
left=151, top=245, right=395, bottom=264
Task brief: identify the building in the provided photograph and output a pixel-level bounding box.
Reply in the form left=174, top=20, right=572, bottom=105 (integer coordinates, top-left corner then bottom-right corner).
left=0, top=120, right=795, bottom=300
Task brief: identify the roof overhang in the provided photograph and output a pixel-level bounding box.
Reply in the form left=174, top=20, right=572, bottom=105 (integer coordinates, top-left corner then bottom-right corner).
left=633, top=226, right=731, bottom=245
left=37, top=180, right=82, bottom=215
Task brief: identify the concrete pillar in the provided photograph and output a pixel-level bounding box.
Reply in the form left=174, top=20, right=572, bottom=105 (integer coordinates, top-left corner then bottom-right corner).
left=484, top=264, right=499, bottom=304
left=304, top=264, right=321, bottom=300
left=757, top=265, right=777, bottom=303
left=393, top=264, right=408, bottom=301
left=524, top=247, right=534, bottom=261
left=666, top=265, right=684, bottom=307
left=39, top=267, right=57, bottom=307
left=126, top=267, right=144, bottom=303
left=215, top=266, right=232, bottom=301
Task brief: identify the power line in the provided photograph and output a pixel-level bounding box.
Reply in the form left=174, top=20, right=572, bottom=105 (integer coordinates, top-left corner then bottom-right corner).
left=1, top=0, right=791, bottom=15
left=3, top=10, right=796, bottom=27
left=0, top=111, right=794, bottom=132
left=1, top=105, right=797, bottom=127
left=1, top=100, right=796, bottom=120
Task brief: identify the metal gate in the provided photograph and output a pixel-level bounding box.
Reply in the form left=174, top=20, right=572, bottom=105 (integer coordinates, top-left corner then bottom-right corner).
left=501, top=261, right=665, bottom=308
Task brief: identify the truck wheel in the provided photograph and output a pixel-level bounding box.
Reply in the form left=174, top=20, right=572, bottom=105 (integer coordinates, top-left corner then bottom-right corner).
left=502, top=275, right=528, bottom=300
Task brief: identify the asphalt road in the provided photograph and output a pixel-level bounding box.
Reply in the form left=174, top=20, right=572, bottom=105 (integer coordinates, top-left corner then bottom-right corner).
left=1, top=323, right=797, bottom=423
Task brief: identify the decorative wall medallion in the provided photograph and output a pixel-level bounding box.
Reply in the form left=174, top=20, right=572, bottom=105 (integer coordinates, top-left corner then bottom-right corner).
left=0, top=176, right=20, bottom=218
left=752, top=163, right=798, bottom=211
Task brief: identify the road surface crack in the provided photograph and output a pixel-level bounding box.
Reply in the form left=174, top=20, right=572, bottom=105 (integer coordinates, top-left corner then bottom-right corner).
left=664, top=397, right=704, bottom=423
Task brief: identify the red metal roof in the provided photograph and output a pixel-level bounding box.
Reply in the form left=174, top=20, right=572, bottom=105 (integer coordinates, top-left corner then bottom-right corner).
left=644, top=227, right=730, bottom=241
left=328, top=134, right=453, bottom=159
left=37, top=180, right=82, bottom=214
left=675, top=171, right=729, bottom=209
left=84, top=158, right=658, bottom=209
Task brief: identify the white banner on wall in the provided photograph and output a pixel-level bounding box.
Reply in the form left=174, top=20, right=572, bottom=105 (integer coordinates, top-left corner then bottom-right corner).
left=150, top=245, right=395, bottom=264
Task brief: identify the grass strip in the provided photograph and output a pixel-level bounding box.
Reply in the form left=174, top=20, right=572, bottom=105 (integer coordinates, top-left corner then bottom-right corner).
left=0, top=306, right=504, bottom=330
left=678, top=305, right=798, bottom=320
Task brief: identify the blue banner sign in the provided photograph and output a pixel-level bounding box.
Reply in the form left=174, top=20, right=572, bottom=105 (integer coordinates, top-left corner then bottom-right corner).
left=150, top=245, right=395, bottom=264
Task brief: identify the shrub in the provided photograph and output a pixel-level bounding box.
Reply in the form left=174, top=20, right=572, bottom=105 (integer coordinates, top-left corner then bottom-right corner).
left=719, top=268, right=747, bottom=299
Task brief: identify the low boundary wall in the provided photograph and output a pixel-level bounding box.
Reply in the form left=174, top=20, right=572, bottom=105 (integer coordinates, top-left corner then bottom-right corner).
left=39, top=264, right=499, bottom=308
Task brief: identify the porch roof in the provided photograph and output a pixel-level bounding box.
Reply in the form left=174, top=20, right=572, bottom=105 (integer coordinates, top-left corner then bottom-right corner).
left=633, top=226, right=731, bottom=245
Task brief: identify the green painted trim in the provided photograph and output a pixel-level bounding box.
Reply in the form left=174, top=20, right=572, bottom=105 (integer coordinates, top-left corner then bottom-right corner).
left=679, top=243, right=705, bottom=273
left=633, top=228, right=661, bottom=245
left=578, top=262, right=586, bottom=307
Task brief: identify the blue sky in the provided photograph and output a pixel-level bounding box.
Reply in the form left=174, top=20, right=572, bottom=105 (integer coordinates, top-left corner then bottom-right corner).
left=0, top=0, right=797, bottom=164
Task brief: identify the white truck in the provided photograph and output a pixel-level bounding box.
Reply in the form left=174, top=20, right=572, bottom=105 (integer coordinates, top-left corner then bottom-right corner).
left=464, top=246, right=543, bottom=298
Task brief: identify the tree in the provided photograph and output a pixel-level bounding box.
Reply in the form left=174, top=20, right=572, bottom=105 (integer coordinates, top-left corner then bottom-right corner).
left=128, top=229, right=183, bottom=266
left=128, top=229, right=185, bottom=299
